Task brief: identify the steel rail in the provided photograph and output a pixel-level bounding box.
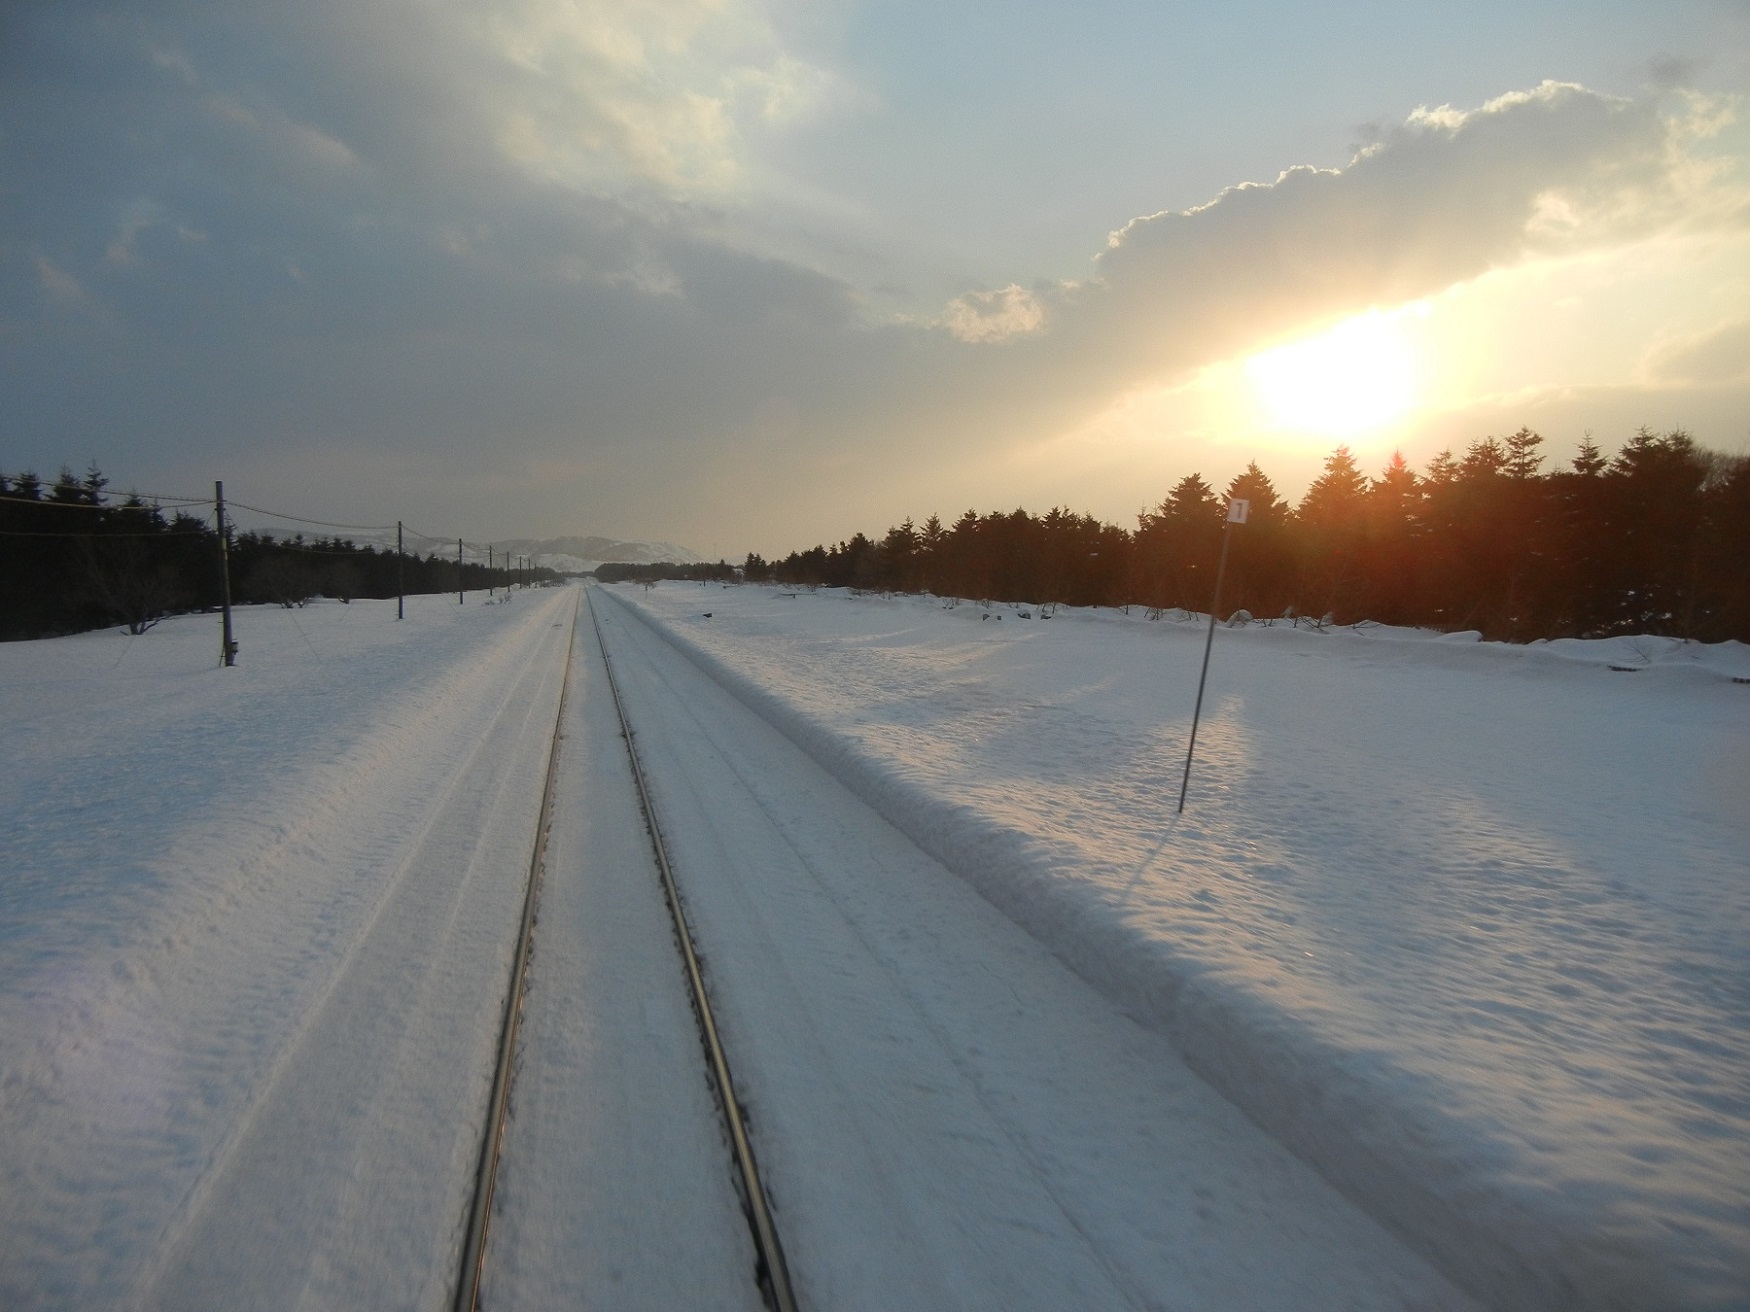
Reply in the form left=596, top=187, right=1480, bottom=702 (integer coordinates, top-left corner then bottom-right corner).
left=588, top=586, right=802, bottom=1312
left=452, top=589, right=581, bottom=1312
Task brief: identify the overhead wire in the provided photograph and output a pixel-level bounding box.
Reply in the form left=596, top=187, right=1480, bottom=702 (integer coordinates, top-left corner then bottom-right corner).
left=3, top=481, right=550, bottom=572
left=0, top=527, right=212, bottom=539
left=223, top=498, right=396, bottom=533
left=0, top=491, right=209, bottom=512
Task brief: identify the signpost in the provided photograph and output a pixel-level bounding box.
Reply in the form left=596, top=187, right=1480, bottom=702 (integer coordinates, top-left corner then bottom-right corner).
left=1178, top=497, right=1248, bottom=813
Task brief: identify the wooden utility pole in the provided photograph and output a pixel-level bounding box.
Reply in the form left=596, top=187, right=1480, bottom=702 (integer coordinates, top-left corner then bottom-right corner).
left=488, top=545, right=494, bottom=598
left=457, top=538, right=464, bottom=604
left=397, top=521, right=405, bottom=619
left=1178, top=497, right=1248, bottom=812
left=214, top=480, right=238, bottom=667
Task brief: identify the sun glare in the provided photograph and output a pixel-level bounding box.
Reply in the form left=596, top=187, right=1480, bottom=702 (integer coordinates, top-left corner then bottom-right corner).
left=1245, top=310, right=1419, bottom=435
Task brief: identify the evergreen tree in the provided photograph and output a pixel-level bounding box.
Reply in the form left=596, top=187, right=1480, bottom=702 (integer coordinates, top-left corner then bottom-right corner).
left=1361, top=451, right=1421, bottom=624
left=1604, top=428, right=1709, bottom=635
left=1297, top=446, right=1369, bottom=618
left=1136, top=474, right=1222, bottom=611
left=1503, top=428, right=1544, bottom=480
left=1223, top=462, right=1293, bottom=616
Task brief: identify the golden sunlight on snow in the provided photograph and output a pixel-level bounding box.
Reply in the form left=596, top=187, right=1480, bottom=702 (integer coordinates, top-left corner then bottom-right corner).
left=1245, top=309, right=1423, bottom=437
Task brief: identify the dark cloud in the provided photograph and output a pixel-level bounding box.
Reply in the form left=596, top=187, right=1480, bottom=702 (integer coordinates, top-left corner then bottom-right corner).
left=1647, top=54, right=1705, bottom=91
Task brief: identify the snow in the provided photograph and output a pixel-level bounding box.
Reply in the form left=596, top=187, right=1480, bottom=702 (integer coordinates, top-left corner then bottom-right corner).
left=0, top=590, right=576, bottom=1307
left=611, top=582, right=1750, bottom=1311
left=588, top=590, right=1477, bottom=1311
left=479, top=605, right=762, bottom=1310
left=2, top=578, right=1741, bottom=1309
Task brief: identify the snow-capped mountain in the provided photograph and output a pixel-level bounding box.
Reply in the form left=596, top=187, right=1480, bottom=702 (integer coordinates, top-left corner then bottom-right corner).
left=494, top=535, right=704, bottom=575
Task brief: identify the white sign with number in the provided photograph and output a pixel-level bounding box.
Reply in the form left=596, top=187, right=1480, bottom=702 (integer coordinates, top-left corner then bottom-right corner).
left=1227, top=497, right=1250, bottom=524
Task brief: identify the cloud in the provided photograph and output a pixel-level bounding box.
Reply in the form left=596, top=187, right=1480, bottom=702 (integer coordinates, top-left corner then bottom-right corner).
left=104, top=200, right=162, bottom=267
left=941, top=285, right=1045, bottom=343
left=1647, top=55, right=1705, bottom=92
left=428, top=0, right=832, bottom=197
left=1647, top=319, right=1750, bottom=383
left=0, top=0, right=1742, bottom=556
left=895, top=83, right=1747, bottom=498
left=1050, top=82, right=1720, bottom=373
left=34, top=255, right=89, bottom=309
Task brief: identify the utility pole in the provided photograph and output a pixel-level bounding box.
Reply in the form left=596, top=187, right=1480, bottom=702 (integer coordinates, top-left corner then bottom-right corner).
left=214, top=480, right=238, bottom=667
left=1178, top=497, right=1248, bottom=813
left=397, top=521, right=405, bottom=620
left=457, top=538, right=464, bottom=604
left=489, top=545, right=494, bottom=598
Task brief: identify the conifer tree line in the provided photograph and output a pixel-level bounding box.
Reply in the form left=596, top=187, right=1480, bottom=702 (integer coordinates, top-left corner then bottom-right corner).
left=594, top=560, right=739, bottom=585
left=0, top=465, right=558, bottom=641
left=745, top=428, right=1750, bottom=642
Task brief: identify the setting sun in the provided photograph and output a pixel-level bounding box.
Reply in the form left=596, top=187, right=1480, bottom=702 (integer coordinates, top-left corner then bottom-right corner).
left=1245, top=310, right=1420, bottom=435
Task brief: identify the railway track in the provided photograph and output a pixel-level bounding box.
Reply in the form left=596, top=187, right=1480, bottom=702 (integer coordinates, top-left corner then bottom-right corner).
left=451, top=590, right=579, bottom=1312
left=453, top=585, right=797, bottom=1312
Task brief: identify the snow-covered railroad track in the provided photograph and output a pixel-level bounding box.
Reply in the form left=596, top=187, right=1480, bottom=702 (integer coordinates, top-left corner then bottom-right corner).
left=453, top=594, right=579, bottom=1312
left=586, top=589, right=801, bottom=1312
left=464, top=589, right=797, bottom=1312
left=575, top=586, right=1479, bottom=1312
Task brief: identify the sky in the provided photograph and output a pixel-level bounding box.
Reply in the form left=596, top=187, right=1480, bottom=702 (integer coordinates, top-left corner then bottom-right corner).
left=3, top=0, right=1748, bottom=558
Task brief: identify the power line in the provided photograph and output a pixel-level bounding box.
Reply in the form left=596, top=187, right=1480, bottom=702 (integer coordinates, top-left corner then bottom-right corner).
left=0, top=491, right=208, bottom=513
left=2, top=477, right=540, bottom=562
left=224, top=498, right=396, bottom=532
left=0, top=528, right=208, bottom=539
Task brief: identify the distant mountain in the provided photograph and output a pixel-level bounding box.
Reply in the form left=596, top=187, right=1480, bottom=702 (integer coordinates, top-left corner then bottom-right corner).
left=495, top=535, right=704, bottom=575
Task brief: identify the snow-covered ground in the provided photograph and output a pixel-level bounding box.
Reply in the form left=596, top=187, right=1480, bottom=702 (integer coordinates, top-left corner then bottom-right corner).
left=0, top=589, right=575, bottom=1307
left=582, top=589, right=1476, bottom=1311
left=3, top=581, right=1742, bottom=1310
left=612, top=582, right=1750, bottom=1311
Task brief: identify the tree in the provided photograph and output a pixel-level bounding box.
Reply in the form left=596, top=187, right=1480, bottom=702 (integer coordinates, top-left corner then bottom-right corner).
left=1504, top=428, right=1544, bottom=480
left=1550, top=435, right=1610, bottom=634
left=243, top=554, right=317, bottom=608
left=1226, top=461, right=1286, bottom=524
left=1693, top=453, right=1750, bottom=639
left=1297, top=446, right=1369, bottom=618
left=1601, top=428, right=1709, bottom=635
left=1136, top=474, right=1222, bottom=611
left=1572, top=433, right=1606, bottom=477
left=1359, top=452, right=1421, bottom=623
left=1223, top=462, right=1293, bottom=617
left=72, top=497, right=190, bottom=634
left=881, top=518, right=920, bottom=591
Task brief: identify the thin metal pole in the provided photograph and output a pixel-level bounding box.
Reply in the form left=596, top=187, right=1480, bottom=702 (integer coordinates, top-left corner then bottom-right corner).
left=1178, top=520, right=1233, bottom=813
left=215, top=480, right=237, bottom=667
left=488, top=545, right=494, bottom=598
left=397, top=521, right=405, bottom=619
left=457, top=538, right=464, bottom=604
